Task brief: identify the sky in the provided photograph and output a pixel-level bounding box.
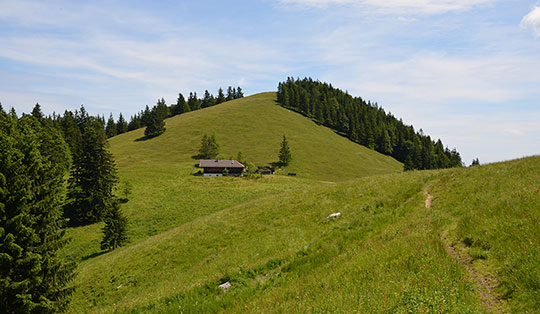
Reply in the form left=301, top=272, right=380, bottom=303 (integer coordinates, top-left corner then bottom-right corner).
left=1, top=0, right=540, bottom=165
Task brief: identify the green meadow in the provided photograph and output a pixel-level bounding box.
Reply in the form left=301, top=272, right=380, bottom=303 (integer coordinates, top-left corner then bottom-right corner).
left=62, top=93, right=540, bottom=313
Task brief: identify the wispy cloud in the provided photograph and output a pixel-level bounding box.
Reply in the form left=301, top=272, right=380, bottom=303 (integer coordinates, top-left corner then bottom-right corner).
left=521, top=5, right=540, bottom=37
left=279, top=0, right=493, bottom=14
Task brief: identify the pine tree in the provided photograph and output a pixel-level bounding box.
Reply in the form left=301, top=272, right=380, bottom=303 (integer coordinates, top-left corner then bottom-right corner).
left=172, top=93, right=188, bottom=115
left=31, top=103, right=43, bottom=120
left=116, top=113, right=128, bottom=134
left=236, top=87, right=244, bottom=98
left=144, top=107, right=166, bottom=138
left=216, top=88, right=226, bottom=104
left=208, top=134, right=219, bottom=159
left=198, top=133, right=209, bottom=158
left=188, top=92, right=201, bottom=111
left=278, top=135, right=292, bottom=166
left=105, top=113, right=117, bottom=138
left=226, top=86, right=235, bottom=101
left=65, top=118, right=118, bottom=224
left=198, top=134, right=220, bottom=159
left=201, top=90, right=216, bottom=108
left=127, top=115, right=142, bottom=131
left=0, top=114, right=75, bottom=313
left=100, top=201, right=128, bottom=251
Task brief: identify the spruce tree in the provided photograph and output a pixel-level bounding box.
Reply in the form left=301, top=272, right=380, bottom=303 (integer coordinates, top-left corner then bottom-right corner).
left=172, top=93, right=188, bottom=115
left=66, top=118, right=118, bottom=224
left=116, top=113, right=128, bottom=134
left=31, top=103, right=43, bottom=120
left=278, top=135, right=292, bottom=166
left=201, top=90, right=216, bottom=108
left=208, top=134, right=220, bottom=159
left=188, top=92, right=201, bottom=111
left=236, top=86, right=244, bottom=98
left=216, top=88, right=226, bottom=104
left=198, top=134, right=219, bottom=159
left=226, top=86, right=234, bottom=101
left=105, top=113, right=117, bottom=138
left=0, top=114, right=75, bottom=313
left=198, top=133, right=209, bottom=158
left=100, top=201, right=128, bottom=251
left=144, top=108, right=166, bottom=138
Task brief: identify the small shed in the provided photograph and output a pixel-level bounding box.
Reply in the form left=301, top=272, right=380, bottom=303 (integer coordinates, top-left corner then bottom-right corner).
left=198, top=159, right=246, bottom=177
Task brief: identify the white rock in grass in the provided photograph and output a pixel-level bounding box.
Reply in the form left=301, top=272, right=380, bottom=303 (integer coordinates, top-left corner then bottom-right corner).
left=327, top=212, right=341, bottom=219
left=218, top=281, right=231, bottom=290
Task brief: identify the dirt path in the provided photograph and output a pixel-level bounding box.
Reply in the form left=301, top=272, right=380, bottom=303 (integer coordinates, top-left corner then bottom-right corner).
left=424, top=188, right=506, bottom=313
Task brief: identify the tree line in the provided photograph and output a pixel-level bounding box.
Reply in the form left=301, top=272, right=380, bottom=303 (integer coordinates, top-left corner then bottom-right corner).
left=0, top=103, right=128, bottom=313
left=104, top=86, right=244, bottom=138
left=277, top=77, right=462, bottom=170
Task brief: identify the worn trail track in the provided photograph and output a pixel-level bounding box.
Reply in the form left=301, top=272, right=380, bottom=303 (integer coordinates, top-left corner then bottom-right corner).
left=424, top=188, right=506, bottom=313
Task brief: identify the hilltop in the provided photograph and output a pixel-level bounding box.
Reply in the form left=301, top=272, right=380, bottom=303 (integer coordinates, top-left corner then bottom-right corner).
left=108, top=92, right=402, bottom=180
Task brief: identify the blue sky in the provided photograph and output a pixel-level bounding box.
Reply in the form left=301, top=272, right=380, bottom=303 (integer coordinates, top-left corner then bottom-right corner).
left=1, top=0, right=540, bottom=164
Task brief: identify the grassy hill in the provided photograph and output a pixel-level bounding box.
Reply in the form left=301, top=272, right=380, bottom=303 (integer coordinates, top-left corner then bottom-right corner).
left=62, top=93, right=540, bottom=313
left=109, top=92, right=402, bottom=180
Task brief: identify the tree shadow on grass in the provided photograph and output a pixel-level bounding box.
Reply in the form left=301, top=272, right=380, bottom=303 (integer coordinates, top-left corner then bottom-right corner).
left=81, top=250, right=106, bottom=262
left=134, top=135, right=154, bottom=142
left=191, top=154, right=206, bottom=160
left=270, top=161, right=285, bottom=168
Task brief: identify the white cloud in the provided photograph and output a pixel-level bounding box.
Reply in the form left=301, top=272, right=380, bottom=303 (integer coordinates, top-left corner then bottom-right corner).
left=521, top=5, right=540, bottom=37
left=279, top=0, right=492, bottom=14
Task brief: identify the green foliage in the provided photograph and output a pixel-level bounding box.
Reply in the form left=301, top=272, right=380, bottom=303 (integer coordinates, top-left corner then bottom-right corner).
left=116, top=113, right=128, bottom=135
left=100, top=201, right=129, bottom=251
left=120, top=181, right=133, bottom=202
left=65, top=116, right=118, bottom=225
left=105, top=113, right=117, bottom=138
left=471, top=158, right=480, bottom=166
left=278, top=135, right=292, bottom=166
left=172, top=93, right=189, bottom=115
left=144, top=111, right=166, bottom=138
left=0, top=114, right=75, bottom=313
left=277, top=78, right=462, bottom=170
left=198, top=133, right=220, bottom=159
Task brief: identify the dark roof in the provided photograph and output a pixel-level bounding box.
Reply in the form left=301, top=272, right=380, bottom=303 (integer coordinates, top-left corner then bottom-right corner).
left=199, top=159, right=245, bottom=169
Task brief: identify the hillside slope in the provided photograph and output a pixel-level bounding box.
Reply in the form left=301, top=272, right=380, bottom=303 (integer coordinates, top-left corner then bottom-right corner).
left=109, top=92, right=402, bottom=181
left=67, top=155, right=540, bottom=313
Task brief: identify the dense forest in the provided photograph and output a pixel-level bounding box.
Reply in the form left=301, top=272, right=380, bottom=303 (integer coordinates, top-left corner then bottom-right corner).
left=277, top=78, right=462, bottom=170
left=0, top=104, right=128, bottom=313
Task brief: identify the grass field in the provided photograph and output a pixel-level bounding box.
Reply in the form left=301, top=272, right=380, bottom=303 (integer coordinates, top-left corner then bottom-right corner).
left=61, top=93, right=540, bottom=313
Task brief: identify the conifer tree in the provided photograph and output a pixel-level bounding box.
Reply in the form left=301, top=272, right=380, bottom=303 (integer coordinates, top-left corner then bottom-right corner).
left=236, top=87, right=244, bottom=98
left=66, top=118, right=118, bottom=224
left=172, top=93, right=188, bottom=115
left=216, top=88, right=226, bottom=104
left=127, top=115, right=142, bottom=131
left=116, top=113, right=128, bottom=134
left=201, top=90, right=216, bottom=108
left=144, top=107, right=166, bottom=138
left=100, top=201, right=128, bottom=251
left=226, top=86, right=235, bottom=101
left=188, top=92, right=201, bottom=111
left=31, top=103, right=43, bottom=120
left=0, top=114, right=75, bottom=313
left=278, top=135, right=292, bottom=166
left=198, top=133, right=219, bottom=159
left=105, top=113, right=117, bottom=138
